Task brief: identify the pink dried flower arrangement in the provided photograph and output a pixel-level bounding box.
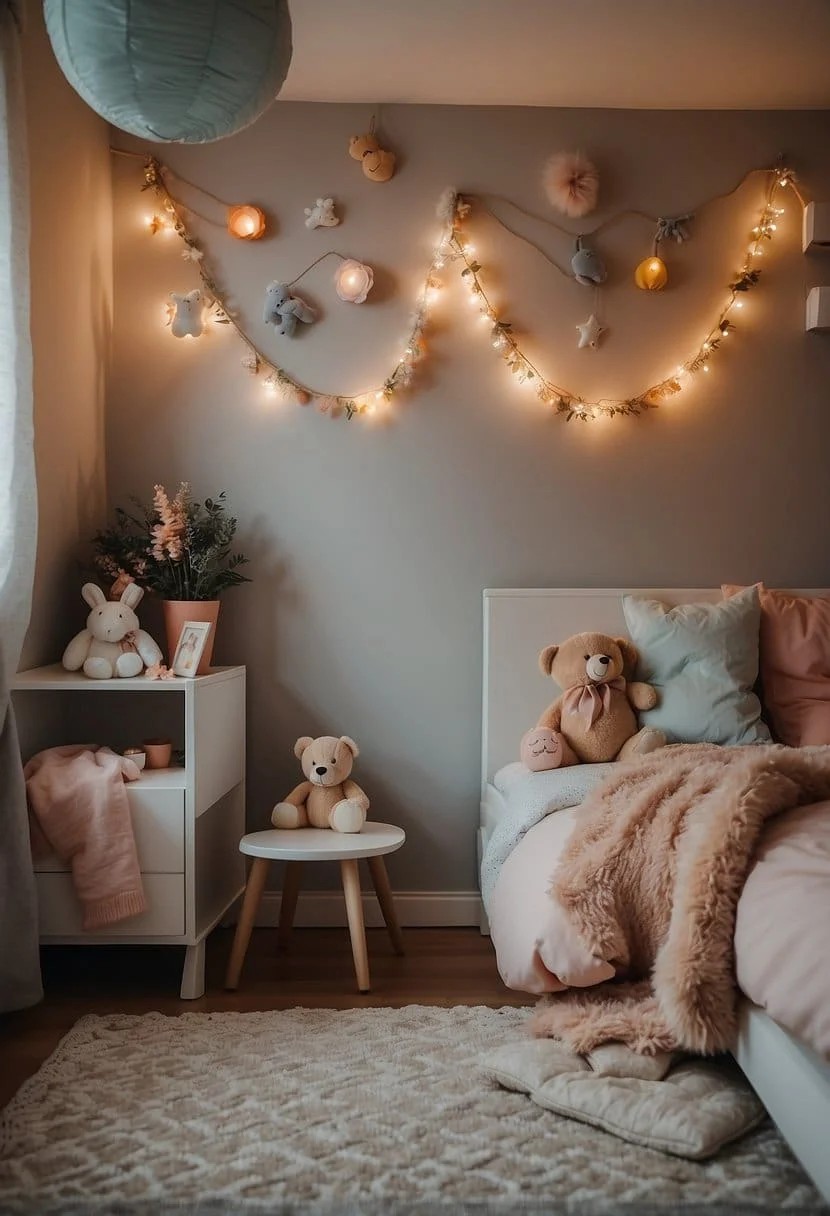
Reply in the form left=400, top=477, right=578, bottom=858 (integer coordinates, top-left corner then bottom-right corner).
left=91, top=483, right=250, bottom=601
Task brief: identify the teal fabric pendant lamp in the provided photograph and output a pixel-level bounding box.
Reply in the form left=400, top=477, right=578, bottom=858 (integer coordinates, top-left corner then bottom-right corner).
left=43, top=0, right=292, bottom=143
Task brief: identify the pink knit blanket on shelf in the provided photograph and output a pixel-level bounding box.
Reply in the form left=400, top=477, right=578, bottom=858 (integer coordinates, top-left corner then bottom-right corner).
left=25, top=745, right=147, bottom=930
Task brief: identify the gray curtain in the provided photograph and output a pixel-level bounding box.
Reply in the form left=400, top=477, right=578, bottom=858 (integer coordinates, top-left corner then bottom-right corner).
left=0, top=0, right=42, bottom=1012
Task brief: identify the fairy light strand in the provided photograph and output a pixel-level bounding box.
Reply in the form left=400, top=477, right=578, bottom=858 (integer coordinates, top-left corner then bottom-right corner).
left=135, top=152, right=801, bottom=425
left=141, top=156, right=450, bottom=420
left=450, top=166, right=796, bottom=421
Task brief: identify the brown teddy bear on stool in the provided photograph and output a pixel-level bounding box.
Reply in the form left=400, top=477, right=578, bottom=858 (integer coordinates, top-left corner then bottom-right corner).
left=272, top=736, right=369, bottom=833
left=521, top=632, right=665, bottom=771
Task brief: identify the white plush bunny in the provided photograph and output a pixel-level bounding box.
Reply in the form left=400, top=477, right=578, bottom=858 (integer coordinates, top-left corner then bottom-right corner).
left=62, top=582, right=163, bottom=680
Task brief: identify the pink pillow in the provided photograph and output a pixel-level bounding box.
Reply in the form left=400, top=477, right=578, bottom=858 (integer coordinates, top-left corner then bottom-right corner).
left=723, top=584, right=830, bottom=746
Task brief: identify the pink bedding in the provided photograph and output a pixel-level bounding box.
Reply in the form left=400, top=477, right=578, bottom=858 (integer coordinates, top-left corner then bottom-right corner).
left=491, top=796, right=830, bottom=1060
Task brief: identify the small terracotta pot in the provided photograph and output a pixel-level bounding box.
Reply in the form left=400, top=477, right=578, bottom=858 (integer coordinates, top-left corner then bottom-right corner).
left=162, top=600, right=220, bottom=674
left=143, top=739, right=172, bottom=769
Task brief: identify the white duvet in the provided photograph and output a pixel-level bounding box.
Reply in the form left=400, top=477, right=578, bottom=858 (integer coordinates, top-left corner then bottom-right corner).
left=479, top=761, right=612, bottom=913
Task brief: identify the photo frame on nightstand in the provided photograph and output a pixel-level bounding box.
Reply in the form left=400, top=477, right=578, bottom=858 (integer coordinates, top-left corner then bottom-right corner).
left=171, top=620, right=212, bottom=678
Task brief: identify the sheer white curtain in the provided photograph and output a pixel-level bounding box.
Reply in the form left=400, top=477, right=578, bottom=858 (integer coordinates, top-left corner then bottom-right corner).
left=0, top=0, right=42, bottom=1012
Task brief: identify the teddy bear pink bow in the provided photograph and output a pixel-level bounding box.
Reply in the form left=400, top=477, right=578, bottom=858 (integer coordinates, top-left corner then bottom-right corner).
left=562, top=677, right=626, bottom=728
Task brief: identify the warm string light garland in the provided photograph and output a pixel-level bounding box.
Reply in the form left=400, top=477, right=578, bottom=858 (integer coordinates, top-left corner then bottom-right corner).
left=136, top=153, right=802, bottom=425
left=141, top=156, right=450, bottom=420
left=449, top=166, right=798, bottom=420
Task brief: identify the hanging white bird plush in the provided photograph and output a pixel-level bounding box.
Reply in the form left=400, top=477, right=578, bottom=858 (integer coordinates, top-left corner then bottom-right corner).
left=169, top=289, right=205, bottom=338
left=571, top=237, right=606, bottom=287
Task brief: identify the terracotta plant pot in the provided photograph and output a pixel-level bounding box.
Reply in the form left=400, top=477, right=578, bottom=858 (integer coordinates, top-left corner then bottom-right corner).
left=162, top=599, right=220, bottom=675
left=142, top=739, right=172, bottom=769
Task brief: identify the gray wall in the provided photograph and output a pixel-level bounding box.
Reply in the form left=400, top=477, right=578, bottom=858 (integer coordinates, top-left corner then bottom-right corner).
left=107, top=105, right=830, bottom=893
left=20, top=1, right=111, bottom=668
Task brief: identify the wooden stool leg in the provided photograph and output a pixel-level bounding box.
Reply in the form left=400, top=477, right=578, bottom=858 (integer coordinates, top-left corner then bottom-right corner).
left=367, top=855, right=405, bottom=956
left=278, top=861, right=303, bottom=949
left=340, top=858, right=370, bottom=993
left=224, top=857, right=270, bottom=990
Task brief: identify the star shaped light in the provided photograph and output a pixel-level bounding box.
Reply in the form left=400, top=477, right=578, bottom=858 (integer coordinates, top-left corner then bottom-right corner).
left=576, top=314, right=605, bottom=349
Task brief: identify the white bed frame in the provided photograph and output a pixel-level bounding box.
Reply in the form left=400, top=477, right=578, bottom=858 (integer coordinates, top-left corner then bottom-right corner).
left=480, top=588, right=830, bottom=1201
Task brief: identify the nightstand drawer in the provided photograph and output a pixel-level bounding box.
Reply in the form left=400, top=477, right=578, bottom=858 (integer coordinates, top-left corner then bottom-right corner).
left=36, top=873, right=185, bottom=937
left=34, top=789, right=185, bottom=875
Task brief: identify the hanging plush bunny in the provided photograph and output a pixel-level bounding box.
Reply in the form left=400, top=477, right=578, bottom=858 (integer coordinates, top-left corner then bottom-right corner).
left=62, top=583, right=163, bottom=680
left=169, top=289, right=205, bottom=338
left=263, top=281, right=316, bottom=337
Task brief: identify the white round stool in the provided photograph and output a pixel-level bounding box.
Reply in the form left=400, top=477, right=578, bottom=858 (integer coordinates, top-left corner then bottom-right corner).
left=224, top=823, right=405, bottom=993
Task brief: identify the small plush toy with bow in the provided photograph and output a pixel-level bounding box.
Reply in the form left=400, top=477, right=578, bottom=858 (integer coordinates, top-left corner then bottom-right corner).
left=62, top=582, right=163, bottom=680
left=263, top=281, right=316, bottom=337
left=520, top=631, right=665, bottom=771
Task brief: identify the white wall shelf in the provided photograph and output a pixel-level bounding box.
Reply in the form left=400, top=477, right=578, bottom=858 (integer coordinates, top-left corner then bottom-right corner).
left=12, top=664, right=247, bottom=998
left=803, top=202, right=830, bottom=252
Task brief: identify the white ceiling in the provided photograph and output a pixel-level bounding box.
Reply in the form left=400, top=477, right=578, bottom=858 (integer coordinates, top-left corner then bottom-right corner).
left=280, top=0, right=830, bottom=110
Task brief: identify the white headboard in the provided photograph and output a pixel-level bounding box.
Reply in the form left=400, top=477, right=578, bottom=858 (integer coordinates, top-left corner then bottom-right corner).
left=480, top=586, right=825, bottom=790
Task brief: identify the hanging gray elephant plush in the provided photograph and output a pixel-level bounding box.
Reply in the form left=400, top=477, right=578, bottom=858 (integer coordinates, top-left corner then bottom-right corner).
left=571, top=237, right=607, bottom=287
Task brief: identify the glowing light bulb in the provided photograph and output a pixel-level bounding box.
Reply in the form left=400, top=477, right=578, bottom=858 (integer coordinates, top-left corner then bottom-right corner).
left=434, top=257, right=445, bottom=270
left=770, top=223, right=777, bottom=231
left=468, top=292, right=480, bottom=307
left=735, top=300, right=744, bottom=309
left=374, top=391, right=385, bottom=402
left=227, top=205, right=266, bottom=240
left=702, top=341, right=711, bottom=351
left=703, top=364, right=710, bottom=373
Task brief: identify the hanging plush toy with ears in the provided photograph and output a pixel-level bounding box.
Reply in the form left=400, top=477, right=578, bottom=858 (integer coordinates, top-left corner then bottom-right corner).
left=348, top=132, right=396, bottom=183
left=262, top=281, right=316, bottom=337
left=169, top=289, right=205, bottom=338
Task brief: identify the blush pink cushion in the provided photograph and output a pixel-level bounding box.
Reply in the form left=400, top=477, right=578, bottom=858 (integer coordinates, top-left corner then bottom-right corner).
left=490, top=810, right=616, bottom=995
left=723, top=584, right=830, bottom=746
left=735, top=799, right=830, bottom=1060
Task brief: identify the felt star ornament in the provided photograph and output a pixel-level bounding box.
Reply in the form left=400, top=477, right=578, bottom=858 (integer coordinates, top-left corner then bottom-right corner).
left=576, top=314, right=605, bottom=349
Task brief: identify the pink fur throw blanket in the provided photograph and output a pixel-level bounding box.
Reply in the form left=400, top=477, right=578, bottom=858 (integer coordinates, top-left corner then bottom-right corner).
left=25, top=745, right=147, bottom=930
left=532, top=743, right=830, bottom=1056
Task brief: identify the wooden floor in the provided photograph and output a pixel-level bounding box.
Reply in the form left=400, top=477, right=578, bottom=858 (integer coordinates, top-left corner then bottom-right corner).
left=0, top=927, right=530, bottom=1109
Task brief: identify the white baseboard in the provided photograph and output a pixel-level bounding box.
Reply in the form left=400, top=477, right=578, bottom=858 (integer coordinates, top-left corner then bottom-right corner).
left=255, top=890, right=482, bottom=929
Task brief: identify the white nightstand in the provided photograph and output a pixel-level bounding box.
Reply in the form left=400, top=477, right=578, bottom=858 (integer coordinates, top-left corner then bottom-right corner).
left=12, top=664, right=247, bottom=999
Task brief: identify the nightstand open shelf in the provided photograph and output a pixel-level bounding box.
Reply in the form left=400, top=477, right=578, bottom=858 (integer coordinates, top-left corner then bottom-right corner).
left=12, top=664, right=247, bottom=998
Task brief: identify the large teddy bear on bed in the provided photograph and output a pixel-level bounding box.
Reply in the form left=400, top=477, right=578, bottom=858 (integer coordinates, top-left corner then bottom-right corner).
left=521, top=632, right=665, bottom=770
left=271, top=735, right=369, bottom=833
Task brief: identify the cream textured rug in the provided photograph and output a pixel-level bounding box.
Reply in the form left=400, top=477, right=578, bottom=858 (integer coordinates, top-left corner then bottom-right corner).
left=0, top=1007, right=823, bottom=1215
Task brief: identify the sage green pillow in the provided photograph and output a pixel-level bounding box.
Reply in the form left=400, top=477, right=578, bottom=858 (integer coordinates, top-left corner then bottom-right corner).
left=622, top=588, right=770, bottom=746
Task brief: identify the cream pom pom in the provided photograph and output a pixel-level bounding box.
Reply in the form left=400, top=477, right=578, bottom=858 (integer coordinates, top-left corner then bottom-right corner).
left=543, top=152, right=599, bottom=218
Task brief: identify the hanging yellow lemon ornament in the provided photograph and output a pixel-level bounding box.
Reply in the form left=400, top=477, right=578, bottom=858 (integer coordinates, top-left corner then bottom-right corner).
left=635, top=254, right=668, bottom=291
